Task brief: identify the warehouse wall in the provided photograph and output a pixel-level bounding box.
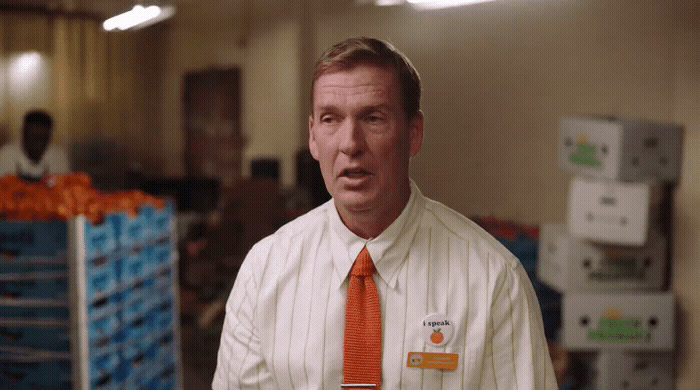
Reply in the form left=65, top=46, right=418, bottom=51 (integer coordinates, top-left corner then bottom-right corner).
left=313, top=0, right=676, bottom=224
left=671, top=1, right=700, bottom=387
left=159, top=8, right=246, bottom=177
left=160, top=1, right=699, bottom=385
left=160, top=3, right=303, bottom=187
left=241, top=19, right=302, bottom=187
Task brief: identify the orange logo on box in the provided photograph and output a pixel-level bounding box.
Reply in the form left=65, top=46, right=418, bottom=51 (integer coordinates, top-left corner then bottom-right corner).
left=406, top=352, right=458, bottom=370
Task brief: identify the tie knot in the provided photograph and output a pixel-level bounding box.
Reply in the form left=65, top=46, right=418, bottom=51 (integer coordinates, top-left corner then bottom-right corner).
left=350, top=246, right=376, bottom=277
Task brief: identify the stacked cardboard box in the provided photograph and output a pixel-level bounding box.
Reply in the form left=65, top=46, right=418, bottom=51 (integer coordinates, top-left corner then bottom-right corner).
left=538, top=116, right=682, bottom=389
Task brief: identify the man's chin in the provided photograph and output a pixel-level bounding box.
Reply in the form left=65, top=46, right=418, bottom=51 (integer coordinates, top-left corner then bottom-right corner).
left=333, top=192, right=376, bottom=214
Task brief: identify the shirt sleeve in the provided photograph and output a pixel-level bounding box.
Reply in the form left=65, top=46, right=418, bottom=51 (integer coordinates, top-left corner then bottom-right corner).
left=46, top=145, right=71, bottom=173
left=212, top=258, right=277, bottom=389
left=483, top=259, right=559, bottom=389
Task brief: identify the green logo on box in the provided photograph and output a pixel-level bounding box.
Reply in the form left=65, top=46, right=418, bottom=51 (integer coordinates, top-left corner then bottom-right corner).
left=588, top=318, right=651, bottom=343
left=589, top=257, right=645, bottom=281
left=570, top=143, right=602, bottom=167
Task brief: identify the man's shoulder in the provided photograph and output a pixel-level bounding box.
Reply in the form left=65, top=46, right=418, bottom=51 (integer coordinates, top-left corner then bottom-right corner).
left=420, top=197, right=520, bottom=269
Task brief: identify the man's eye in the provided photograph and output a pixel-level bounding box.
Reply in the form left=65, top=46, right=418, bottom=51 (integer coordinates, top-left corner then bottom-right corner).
left=366, top=114, right=385, bottom=123
left=321, top=116, right=337, bottom=124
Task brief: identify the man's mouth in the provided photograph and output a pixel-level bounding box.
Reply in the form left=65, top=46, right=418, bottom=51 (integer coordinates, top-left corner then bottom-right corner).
left=341, top=168, right=371, bottom=178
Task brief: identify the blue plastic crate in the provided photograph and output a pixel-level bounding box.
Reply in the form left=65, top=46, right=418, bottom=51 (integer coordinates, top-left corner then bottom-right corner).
left=117, top=212, right=147, bottom=251
left=0, top=274, right=68, bottom=300
left=155, top=299, right=175, bottom=331
left=0, top=358, right=71, bottom=390
left=0, top=258, right=67, bottom=274
left=87, top=293, right=121, bottom=323
left=1, top=305, right=69, bottom=319
left=148, top=202, right=175, bottom=245
left=122, top=249, right=148, bottom=282
left=0, top=220, right=68, bottom=257
left=152, top=363, right=177, bottom=390
left=496, top=235, right=539, bottom=275
left=89, top=348, right=120, bottom=383
left=92, top=372, right=120, bottom=390
left=124, top=315, right=149, bottom=343
left=122, top=339, right=148, bottom=363
left=0, top=322, right=70, bottom=351
left=85, top=255, right=120, bottom=298
left=122, top=292, right=150, bottom=325
left=88, top=312, right=120, bottom=343
left=84, top=217, right=118, bottom=261
left=150, top=333, right=176, bottom=367
left=146, top=243, right=173, bottom=273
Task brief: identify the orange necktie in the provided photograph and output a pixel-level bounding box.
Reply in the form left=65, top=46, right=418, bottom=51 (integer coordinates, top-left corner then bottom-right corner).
left=343, top=246, right=382, bottom=389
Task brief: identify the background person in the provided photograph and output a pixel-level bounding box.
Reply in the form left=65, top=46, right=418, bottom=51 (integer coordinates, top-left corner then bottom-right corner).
left=0, top=110, right=70, bottom=181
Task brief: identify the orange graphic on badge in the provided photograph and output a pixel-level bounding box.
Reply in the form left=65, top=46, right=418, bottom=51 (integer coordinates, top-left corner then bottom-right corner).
left=409, top=353, right=423, bottom=366
left=430, top=328, right=444, bottom=344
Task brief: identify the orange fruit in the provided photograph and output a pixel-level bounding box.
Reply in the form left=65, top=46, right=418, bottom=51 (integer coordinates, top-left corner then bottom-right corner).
left=430, top=329, right=444, bottom=344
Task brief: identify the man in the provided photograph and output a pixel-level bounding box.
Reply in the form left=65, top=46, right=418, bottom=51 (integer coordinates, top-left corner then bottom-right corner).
left=213, top=37, right=557, bottom=389
left=0, top=110, right=70, bottom=180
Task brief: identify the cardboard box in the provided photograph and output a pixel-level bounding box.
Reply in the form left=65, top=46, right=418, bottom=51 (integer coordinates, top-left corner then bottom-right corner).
left=562, top=292, right=675, bottom=351
left=538, top=224, right=667, bottom=292
left=558, top=116, right=682, bottom=182
left=567, top=177, right=651, bottom=245
left=595, top=351, right=673, bottom=389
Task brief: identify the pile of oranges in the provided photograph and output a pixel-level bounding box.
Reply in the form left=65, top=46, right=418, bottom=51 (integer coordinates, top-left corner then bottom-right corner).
left=0, top=173, right=166, bottom=223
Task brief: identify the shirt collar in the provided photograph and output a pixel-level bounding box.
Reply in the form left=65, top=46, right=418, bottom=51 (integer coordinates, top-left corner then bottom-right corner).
left=329, top=180, right=425, bottom=290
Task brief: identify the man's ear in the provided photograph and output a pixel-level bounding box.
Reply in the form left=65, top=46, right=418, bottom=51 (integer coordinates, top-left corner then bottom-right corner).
left=409, top=111, right=424, bottom=157
left=308, top=115, right=319, bottom=160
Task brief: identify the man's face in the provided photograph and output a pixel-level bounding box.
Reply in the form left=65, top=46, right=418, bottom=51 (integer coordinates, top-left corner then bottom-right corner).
left=22, top=122, right=51, bottom=163
left=309, top=64, right=423, bottom=219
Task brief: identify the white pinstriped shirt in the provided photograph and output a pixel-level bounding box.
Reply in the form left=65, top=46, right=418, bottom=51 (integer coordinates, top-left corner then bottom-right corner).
left=213, top=181, right=557, bottom=389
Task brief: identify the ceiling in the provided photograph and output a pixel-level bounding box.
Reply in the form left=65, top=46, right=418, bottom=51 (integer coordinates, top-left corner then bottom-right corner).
left=0, top=0, right=220, bottom=16
left=0, top=0, right=356, bottom=17
left=5, top=1, right=694, bottom=29
left=0, top=0, right=360, bottom=30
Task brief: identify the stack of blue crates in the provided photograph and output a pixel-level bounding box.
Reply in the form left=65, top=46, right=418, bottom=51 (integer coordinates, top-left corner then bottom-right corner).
left=0, top=220, right=72, bottom=389
left=82, top=201, right=178, bottom=390
left=0, top=201, right=179, bottom=390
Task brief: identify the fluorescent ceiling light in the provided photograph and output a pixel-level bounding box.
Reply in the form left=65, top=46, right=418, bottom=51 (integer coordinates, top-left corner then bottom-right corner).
left=103, top=4, right=176, bottom=31
left=408, top=0, right=499, bottom=9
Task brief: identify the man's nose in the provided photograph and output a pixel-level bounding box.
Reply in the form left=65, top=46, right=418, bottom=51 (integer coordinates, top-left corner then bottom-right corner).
left=338, top=118, right=364, bottom=156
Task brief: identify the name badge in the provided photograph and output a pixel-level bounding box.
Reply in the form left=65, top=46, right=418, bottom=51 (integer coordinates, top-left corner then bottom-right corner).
left=406, top=352, right=458, bottom=370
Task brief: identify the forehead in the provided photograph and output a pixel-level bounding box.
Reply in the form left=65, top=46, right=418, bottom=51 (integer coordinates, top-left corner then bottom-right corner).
left=312, top=65, right=400, bottom=107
